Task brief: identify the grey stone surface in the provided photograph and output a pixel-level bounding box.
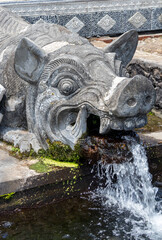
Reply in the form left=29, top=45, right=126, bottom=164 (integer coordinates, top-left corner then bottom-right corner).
left=0, top=148, right=38, bottom=195
left=1, top=0, right=161, bottom=16
left=0, top=143, right=92, bottom=202
left=65, top=16, right=85, bottom=33
left=91, top=11, right=123, bottom=36
left=24, top=15, right=59, bottom=25
left=151, top=8, right=162, bottom=30
left=97, top=14, right=116, bottom=32
left=122, top=9, right=152, bottom=33
left=0, top=0, right=161, bottom=37
left=59, top=13, right=92, bottom=38
left=0, top=7, right=156, bottom=151
left=128, top=12, right=147, bottom=29
left=143, top=131, right=162, bottom=141
left=159, top=14, right=162, bottom=23
left=0, top=128, right=41, bottom=152
left=127, top=59, right=162, bottom=110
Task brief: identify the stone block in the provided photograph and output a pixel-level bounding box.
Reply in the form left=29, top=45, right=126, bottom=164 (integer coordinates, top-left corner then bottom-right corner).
left=151, top=8, right=162, bottom=30
left=91, top=11, right=123, bottom=37
left=0, top=0, right=161, bottom=37
left=58, top=13, right=92, bottom=38
left=23, top=15, right=59, bottom=25
left=122, top=9, right=152, bottom=33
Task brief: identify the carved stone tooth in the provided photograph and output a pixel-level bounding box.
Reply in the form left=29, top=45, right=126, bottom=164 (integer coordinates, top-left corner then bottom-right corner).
left=110, top=118, right=123, bottom=130
left=71, top=105, right=87, bottom=139
left=124, top=118, right=135, bottom=130
left=0, top=84, right=5, bottom=102
left=135, top=116, right=147, bottom=128
left=99, top=117, right=111, bottom=134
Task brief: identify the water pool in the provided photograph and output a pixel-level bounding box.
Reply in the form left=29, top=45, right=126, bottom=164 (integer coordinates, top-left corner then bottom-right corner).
left=0, top=138, right=162, bottom=240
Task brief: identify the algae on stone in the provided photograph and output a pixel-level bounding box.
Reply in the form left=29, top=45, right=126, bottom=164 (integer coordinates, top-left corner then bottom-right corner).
left=10, top=141, right=81, bottom=162
left=136, top=112, right=162, bottom=133
left=29, top=158, right=79, bottom=173
left=0, top=192, right=15, bottom=200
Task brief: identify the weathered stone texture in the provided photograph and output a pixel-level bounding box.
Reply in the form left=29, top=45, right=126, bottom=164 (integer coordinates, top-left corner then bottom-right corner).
left=0, top=0, right=161, bottom=37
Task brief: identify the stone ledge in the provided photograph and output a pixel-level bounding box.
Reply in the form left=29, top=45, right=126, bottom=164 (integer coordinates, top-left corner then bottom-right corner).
left=0, top=145, right=92, bottom=196
left=0, top=1, right=161, bottom=37
left=0, top=146, right=93, bottom=211
left=0, top=169, right=93, bottom=211
left=0, top=131, right=161, bottom=211
left=133, top=54, right=162, bottom=68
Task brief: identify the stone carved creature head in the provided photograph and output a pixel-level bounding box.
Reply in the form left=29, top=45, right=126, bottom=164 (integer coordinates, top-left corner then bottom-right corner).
left=14, top=30, right=156, bottom=149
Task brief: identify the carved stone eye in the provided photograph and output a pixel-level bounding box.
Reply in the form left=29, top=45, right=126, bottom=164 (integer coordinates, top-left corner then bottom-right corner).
left=58, top=79, right=77, bottom=95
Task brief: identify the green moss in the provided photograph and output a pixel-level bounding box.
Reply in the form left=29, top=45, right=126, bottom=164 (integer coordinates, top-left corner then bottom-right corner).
left=39, top=140, right=81, bottom=163
left=0, top=192, right=15, bottom=200
left=136, top=111, right=162, bottom=133
left=9, top=140, right=82, bottom=173
left=29, top=160, right=50, bottom=173
left=43, top=158, right=79, bottom=168
left=11, top=147, right=20, bottom=153
left=30, top=158, right=79, bottom=173
left=10, top=141, right=82, bottom=164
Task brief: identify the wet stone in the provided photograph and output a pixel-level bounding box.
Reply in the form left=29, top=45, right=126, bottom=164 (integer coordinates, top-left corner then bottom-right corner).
left=79, top=132, right=135, bottom=165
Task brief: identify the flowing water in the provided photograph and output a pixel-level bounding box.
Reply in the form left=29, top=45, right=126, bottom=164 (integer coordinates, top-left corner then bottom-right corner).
left=90, top=136, right=162, bottom=240
left=0, top=136, right=162, bottom=240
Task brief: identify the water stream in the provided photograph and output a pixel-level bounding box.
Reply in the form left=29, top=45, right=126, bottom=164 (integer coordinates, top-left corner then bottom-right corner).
left=91, top=136, right=162, bottom=240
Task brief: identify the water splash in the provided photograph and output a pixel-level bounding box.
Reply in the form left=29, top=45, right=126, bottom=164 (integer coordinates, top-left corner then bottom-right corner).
left=92, top=137, right=162, bottom=240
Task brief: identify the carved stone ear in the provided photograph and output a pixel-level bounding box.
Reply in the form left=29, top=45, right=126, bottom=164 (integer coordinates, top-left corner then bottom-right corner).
left=14, top=37, right=46, bottom=84
left=104, top=30, right=138, bottom=67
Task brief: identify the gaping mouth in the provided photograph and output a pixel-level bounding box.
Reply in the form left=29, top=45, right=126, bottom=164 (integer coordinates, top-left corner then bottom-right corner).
left=57, top=104, right=147, bottom=148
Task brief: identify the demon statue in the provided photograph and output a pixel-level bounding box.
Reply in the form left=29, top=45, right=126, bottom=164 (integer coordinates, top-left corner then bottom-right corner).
left=0, top=7, right=156, bottom=152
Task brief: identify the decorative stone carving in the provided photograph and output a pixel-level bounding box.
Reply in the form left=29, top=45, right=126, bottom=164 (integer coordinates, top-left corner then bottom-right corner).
left=128, top=12, right=147, bottom=28
left=65, top=16, right=84, bottom=33
left=0, top=7, right=156, bottom=152
left=97, top=15, right=116, bottom=31
left=158, top=14, right=162, bottom=23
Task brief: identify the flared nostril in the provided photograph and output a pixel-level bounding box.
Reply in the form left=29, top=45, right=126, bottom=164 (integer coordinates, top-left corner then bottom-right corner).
left=145, top=95, right=151, bottom=104
left=127, top=97, right=137, bottom=107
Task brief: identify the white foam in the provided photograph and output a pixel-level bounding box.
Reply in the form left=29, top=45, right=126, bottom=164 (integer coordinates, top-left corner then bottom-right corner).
left=93, top=137, right=162, bottom=239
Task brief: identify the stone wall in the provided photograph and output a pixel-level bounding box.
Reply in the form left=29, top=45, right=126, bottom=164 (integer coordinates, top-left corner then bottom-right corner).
left=0, top=0, right=162, bottom=37
left=127, top=59, right=162, bottom=110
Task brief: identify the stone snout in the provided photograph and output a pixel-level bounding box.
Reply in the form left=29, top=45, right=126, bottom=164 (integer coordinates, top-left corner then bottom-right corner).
left=101, top=75, right=156, bottom=133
